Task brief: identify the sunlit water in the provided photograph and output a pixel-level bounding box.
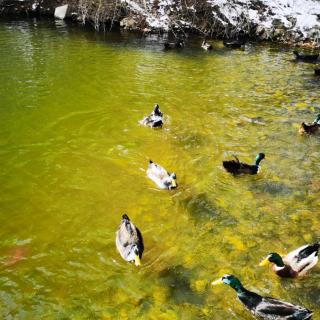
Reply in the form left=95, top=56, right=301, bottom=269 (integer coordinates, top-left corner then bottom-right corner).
left=0, top=18, right=319, bottom=319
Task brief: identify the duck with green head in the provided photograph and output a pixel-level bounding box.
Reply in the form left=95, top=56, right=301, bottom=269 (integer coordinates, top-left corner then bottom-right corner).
left=299, top=114, right=320, bottom=135
left=223, top=153, right=265, bottom=175
left=212, top=274, right=313, bottom=319
left=259, top=243, right=319, bottom=278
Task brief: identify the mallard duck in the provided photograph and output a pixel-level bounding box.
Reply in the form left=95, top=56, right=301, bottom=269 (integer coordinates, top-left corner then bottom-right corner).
left=139, top=104, right=163, bottom=128
left=164, top=39, right=184, bottom=49
left=259, top=243, right=319, bottom=278
left=223, top=39, right=246, bottom=49
left=146, top=160, right=177, bottom=190
left=299, top=114, right=320, bottom=135
left=212, top=274, right=313, bottom=320
left=115, top=214, right=144, bottom=266
left=222, top=153, right=265, bottom=175
left=201, top=39, right=212, bottom=51
left=293, top=51, right=319, bottom=62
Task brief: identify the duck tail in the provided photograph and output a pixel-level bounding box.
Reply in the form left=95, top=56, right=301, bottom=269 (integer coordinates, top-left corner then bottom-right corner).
left=298, top=243, right=320, bottom=260
left=301, top=122, right=311, bottom=133
left=153, top=104, right=162, bottom=116
left=312, top=242, right=320, bottom=255
left=122, top=213, right=130, bottom=221
left=222, top=160, right=238, bottom=174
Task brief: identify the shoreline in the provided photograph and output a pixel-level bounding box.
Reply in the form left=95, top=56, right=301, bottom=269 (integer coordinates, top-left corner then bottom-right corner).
left=1, top=0, right=320, bottom=48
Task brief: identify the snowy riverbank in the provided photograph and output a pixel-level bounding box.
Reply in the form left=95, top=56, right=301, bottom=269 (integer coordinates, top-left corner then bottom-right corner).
left=1, top=0, right=320, bottom=46
left=120, top=0, right=320, bottom=46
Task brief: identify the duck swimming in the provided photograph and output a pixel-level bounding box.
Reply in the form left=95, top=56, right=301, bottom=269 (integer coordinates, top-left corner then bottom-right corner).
left=212, top=274, right=313, bottom=320
left=223, top=39, right=246, bottom=49
left=115, top=214, right=144, bottom=266
left=164, top=39, right=184, bottom=49
left=139, top=104, right=163, bottom=128
left=201, top=39, right=213, bottom=51
left=293, top=51, right=319, bottom=62
left=146, top=160, right=177, bottom=190
left=223, top=153, right=265, bottom=175
left=259, top=242, right=319, bottom=278
left=299, top=114, right=320, bottom=135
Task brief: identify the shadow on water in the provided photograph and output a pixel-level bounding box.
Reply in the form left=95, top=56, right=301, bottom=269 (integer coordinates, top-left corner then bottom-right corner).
left=158, top=265, right=204, bottom=305
left=179, top=193, right=238, bottom=227
left=279, top=277, right=320, bottom=309
left=249, top=180, right=293, bottom=196
left=174, top=131, right=210, bottom=150
left=180, top=193, right=219, bottom=222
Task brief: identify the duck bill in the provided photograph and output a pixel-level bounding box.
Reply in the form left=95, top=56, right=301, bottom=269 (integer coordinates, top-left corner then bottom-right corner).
left=134, top=254, right=141, bottom=267
left=171, top=179, right=177, bottom=188
left=211, top=278, right=223, bottom=286
left=259, top=258, right=269, bottom=267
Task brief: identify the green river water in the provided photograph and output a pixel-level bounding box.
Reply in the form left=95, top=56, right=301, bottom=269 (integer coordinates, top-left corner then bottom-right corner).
left=0, top=18, right=319, bottom=320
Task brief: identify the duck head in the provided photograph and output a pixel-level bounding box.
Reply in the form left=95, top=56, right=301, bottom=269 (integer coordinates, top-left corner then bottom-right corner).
left=153, top=104, right=162, bottom=117
left=259, top=252, right=285, bottom=268
left=255, top=153, right=265, bottom=166
left=165, top=173, right=177, bottom=190
left=314, top=114, right=320, bottom=124
left=128, top=245, right=141, bottom=266
left=212, top=274, right=243, bottom=292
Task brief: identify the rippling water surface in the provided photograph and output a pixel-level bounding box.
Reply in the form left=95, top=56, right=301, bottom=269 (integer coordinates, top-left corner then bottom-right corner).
left=0, top=18, right=319, bottom=319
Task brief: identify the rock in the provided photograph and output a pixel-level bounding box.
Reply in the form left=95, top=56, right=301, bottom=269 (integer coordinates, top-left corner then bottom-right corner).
left=120, top=17, right=138, bottom=30
left=256, top=25, right=271, bottom=40
left=286, top=15, right=297, bottom=28
left=306, top=27, right=320, bottom=39
left=272, top=18, right=285, bottom=28
left=273, top=28, right=285, bottom=39
left=54, top=4, right=68, bottom=20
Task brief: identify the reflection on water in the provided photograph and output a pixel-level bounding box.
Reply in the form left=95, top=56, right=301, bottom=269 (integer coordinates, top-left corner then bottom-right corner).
left=0, top=18, right=319, bottom=319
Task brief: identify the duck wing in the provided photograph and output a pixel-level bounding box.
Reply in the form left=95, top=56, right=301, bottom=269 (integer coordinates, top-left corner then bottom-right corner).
left=299, top=122, right=320, bottom=134
left=223, top=159, right=241, bottom=174
left=116, top=216, right=140, bottom=246
left=140, top=110, right=163, bottom=128
left=147, top=161, right=168, bottom=180
left=254, top=297, right=312, bottom=319
left=116, top=215, right=144, bottom=260
left=284, top=243, right=319, bottom=275
left=223, top=156, right=258, bottom=175
left=135, top=226, right=144, bottom=258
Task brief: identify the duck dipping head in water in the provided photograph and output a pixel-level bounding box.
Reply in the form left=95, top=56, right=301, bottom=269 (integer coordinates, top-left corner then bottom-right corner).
left=139, top=104, right=163, bottom=128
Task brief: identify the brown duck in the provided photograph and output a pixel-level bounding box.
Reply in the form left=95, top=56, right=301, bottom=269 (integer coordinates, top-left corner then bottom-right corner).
left=259, top=243, right=319, bottom=278
left=299, top=114, right=320, bottom=135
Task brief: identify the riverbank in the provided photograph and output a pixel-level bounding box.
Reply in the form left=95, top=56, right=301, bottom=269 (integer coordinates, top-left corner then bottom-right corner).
left=1, top=0, right=320, bottom=47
